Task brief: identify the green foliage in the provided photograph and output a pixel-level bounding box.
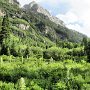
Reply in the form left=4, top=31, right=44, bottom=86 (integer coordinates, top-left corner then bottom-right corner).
left=0, top=0, right=89, bottom=90
left=0, top=55, right=89, bottom=89
left=17, top=77, right=26, bottom=90
left=0, top=14, right=10, bottom=44
left=43, top=47, right=68, bottom=61
left=10, top=18, right=29, bottom=25
left=0, top=81, right=14, bottom=90
left=55, top=81, right=66, bottom=89
left=85, top=40, right=90, bottom=62
left=0, top=14, right=11, bottom=55
left=29, top=81, right=43, bottom=90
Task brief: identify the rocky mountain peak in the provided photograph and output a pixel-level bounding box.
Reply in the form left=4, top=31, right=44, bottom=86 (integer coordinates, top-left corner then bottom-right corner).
left=24, top=1, right=51, bottom=16
left=24, top=1, right=65, bottom=26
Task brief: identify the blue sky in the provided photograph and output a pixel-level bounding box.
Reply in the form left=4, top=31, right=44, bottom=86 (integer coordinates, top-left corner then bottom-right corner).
left=18, top=0, right=90, bottom=37
left=37, top=1, right=71, bottom=16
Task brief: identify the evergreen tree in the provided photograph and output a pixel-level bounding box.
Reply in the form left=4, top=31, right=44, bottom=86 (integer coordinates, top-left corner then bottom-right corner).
left=82, top=37, right=90, bottom=62
left=0, top=13, right=10, bottom=55
left=0, top=13, right=10, bottom=44
left=85, top=41, right=90, bottom=62
left=24, top=46, right=30, bottom=58
left=82, top=37, right=88, bottom=46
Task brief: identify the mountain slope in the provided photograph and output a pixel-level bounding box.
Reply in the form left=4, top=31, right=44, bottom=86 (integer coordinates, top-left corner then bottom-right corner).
left=0, top=0, right=87, bottom=46
left=23, top=1, right=87, bottom=43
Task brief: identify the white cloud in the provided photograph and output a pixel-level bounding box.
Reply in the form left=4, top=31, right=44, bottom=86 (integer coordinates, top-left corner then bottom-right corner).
left=56, top=11, right=79, bottom=24
left=56, top=0, right=90, bottom=37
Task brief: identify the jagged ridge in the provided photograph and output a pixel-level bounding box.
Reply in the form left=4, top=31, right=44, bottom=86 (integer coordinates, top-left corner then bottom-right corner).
left=24, top=1, right=65, bottom=26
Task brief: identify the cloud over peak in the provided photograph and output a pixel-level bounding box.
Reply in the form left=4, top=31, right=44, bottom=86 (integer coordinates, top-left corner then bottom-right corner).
left=56, top=0, right=90, bottom=37
left=18, top=0, right=90, bottom=37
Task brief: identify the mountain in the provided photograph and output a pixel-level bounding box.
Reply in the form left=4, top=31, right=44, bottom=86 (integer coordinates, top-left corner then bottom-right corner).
left=24, top=1, right=65, bottom=26
left=0, top=0, right=87, bottom=45
left=23, top=1, right=86, bottom=43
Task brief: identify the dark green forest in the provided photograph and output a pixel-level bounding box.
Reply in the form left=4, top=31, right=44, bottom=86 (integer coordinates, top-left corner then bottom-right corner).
left=0, top=0, right=90, bottom=90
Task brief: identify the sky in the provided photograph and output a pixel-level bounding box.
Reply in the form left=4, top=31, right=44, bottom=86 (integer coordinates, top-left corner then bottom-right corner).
left=18, top=0, right=90, bottom=37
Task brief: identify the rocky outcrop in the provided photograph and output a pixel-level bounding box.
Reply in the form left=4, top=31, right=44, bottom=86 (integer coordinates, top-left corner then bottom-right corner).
left=16, top=24, right=29, bottom=30
left=24, top=1, right=65, bottom=26
left=50, top=16, right=64, bottom=26
left=0, top=9, right=5, bottom=17
left=45, top=26, right=57, bottom=41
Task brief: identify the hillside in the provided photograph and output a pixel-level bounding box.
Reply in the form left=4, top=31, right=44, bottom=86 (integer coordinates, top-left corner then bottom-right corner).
left=0, top=0, right=90, bottom=90
left=0, top=0, right=87, bottom=43
left=23, top=1, right=87, bottom=43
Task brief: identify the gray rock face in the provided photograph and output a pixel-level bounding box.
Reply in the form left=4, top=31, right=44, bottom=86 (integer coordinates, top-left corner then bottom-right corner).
left=0, top=9, right=5, bottom=16
left=16, top=24, right=29, bottom=30
left=24, top=1, right=65, bottom=26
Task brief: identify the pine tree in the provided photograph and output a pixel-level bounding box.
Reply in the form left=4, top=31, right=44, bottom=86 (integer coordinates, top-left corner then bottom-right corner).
left=0, top=13, right=10, bottom=55
left=0, top=13, right=10, bottom=44
left=24, top=46, right=30, bottom=58
left=82, top=37, right=90, bottom=62
left=82, top=37, right=88, bottom=46
left=82, top=37, right=88, bottom=55
left=85, top=41, right=90, bottom=62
